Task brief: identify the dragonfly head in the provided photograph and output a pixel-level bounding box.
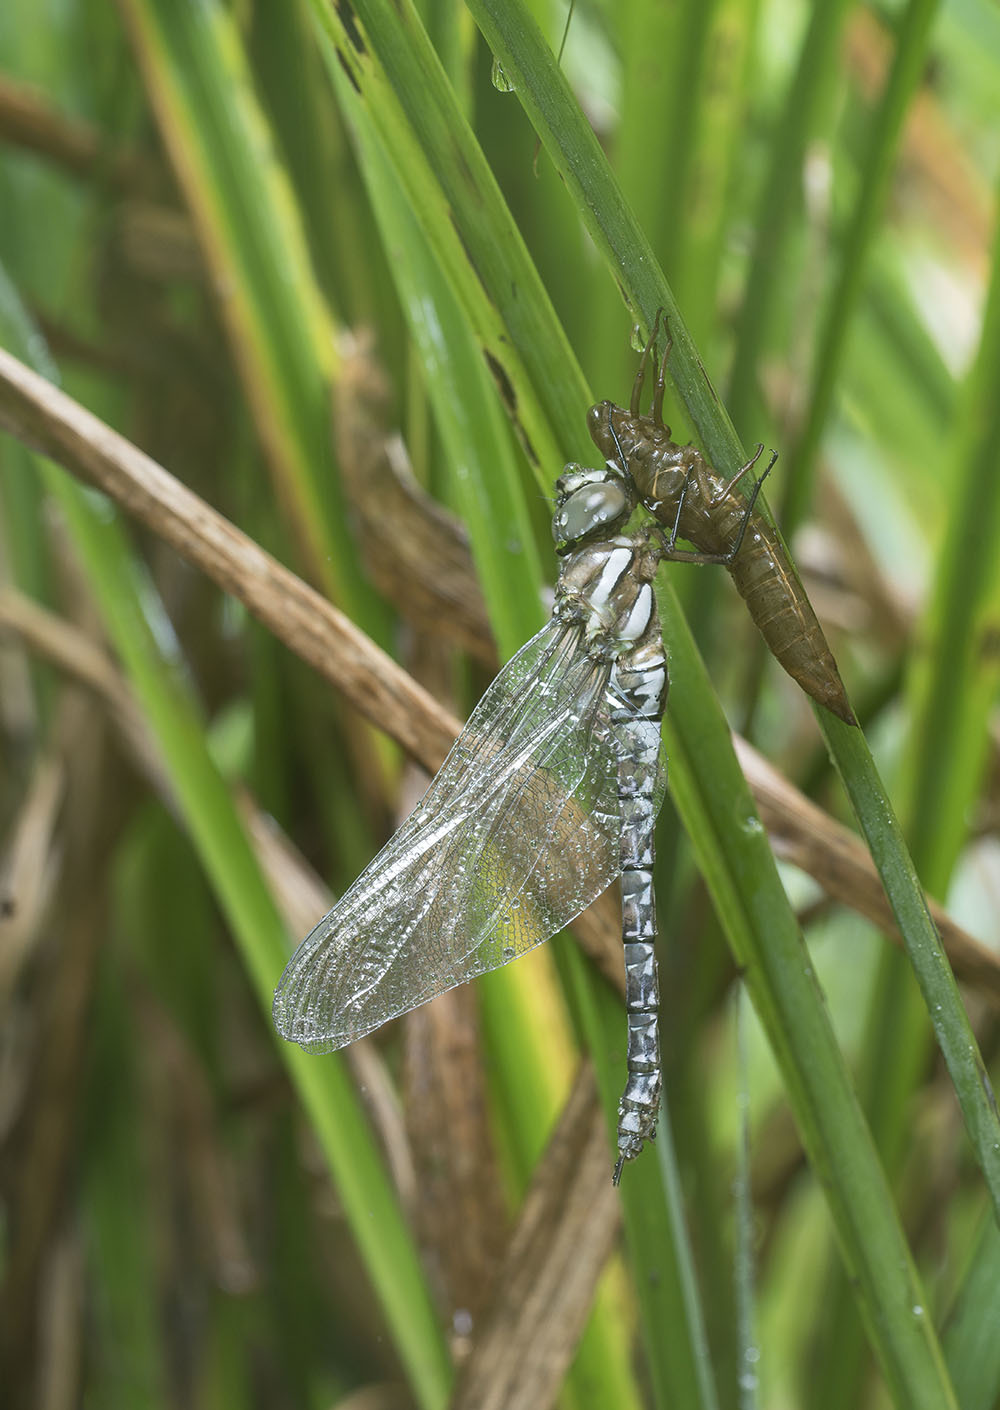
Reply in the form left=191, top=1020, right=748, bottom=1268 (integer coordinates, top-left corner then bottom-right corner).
left=552, top=465, right=635, bottom=553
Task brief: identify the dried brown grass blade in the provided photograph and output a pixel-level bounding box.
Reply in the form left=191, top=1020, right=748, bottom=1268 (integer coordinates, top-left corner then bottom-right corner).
left=402, top=989, right=507, bottom=1326
left=0, top=753, right=64, bottom=998
left=452, top=1063, right=620, bottom=1410
left=0, top=73, right=156, bottom=197
left=0, top=346, right=458, bottom=774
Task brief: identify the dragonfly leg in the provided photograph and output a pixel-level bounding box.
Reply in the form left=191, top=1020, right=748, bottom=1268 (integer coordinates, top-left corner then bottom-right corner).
left=723, top=448, right=778, bottom=564
left=674, top=458, right=699, bottom=549
left=630, top=308, right=662, bottom=415
left=651, top=323, right=672, bottom=427
left=605, top=402, right=631, bottom=475
left=648, top=459, right=699, bottom=562
left=711, top=441, right=764, bottom=504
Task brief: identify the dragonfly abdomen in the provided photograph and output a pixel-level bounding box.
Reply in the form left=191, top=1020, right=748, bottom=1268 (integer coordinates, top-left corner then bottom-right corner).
left=552, top=483, right=670, bottom=1177
left=614, top=709, right=664, bottom=1182
left=608, top=614, right=667, bottom=1182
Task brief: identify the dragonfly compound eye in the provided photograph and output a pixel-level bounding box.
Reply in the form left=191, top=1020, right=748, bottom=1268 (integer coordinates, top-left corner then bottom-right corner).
left=552, top=477, right=631, bottom=549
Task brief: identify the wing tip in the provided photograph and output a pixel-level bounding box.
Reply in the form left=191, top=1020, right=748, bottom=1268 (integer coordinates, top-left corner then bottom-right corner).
left=272, top=990, right=347, bottom=1054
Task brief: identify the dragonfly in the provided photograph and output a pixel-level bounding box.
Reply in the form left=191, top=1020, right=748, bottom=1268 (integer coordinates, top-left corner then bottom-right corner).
left=274, top=456, right=674, bottom=1181
left=589, top=314, right=856, bottom=724
left=274, top=324, right=797, bottom=1180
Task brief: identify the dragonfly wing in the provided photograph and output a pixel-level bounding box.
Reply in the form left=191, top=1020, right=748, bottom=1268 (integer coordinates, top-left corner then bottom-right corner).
left=273, top=618, right=630, bottom=1051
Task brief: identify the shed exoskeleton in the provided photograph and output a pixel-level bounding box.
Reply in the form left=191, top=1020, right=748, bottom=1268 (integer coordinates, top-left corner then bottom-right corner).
left=587, top=317, right=855, bottom=725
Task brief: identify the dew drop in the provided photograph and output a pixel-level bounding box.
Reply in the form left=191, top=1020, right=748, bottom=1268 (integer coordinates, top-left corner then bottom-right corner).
left=491, top=56, right=515, bottom=92
left=630, top=322, right=645, bottom=352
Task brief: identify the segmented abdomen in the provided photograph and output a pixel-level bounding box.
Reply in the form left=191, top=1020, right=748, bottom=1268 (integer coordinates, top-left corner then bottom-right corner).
left=724, top=508, right=854, bottom=723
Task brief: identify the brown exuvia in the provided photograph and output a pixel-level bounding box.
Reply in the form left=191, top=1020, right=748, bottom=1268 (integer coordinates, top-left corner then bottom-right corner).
left=586, top=319, right=856, bottom=726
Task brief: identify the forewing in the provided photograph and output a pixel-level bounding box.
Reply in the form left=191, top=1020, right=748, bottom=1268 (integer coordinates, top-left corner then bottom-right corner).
left=273, top=618, right=626, bottom=1051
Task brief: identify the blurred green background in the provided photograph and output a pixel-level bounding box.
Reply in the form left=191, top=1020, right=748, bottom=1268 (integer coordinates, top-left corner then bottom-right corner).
left=2, top=1, right=1000, bottom=1407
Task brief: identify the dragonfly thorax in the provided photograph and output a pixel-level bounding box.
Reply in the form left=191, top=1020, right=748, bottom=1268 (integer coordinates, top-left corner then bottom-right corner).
left=555, top=536, right=659, bottom=650
left=588, top=400, right=711, bottom=535
left=587, top=399, right=678, bottom=467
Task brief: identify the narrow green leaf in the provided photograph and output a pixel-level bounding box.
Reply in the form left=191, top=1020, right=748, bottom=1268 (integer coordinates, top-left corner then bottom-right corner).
left=346, top=104, right=547, bottom=656
left=903, top=184, right=1000, bottom=894
left=304, top=0, right=592, bottom=476
left=725, top=0, right=855, bottom=436
left=942, top=1213, right=1000, bottom=1410
left=117, top=0, right=383, bottom=634
left=781, top=0, right=943, bottom=536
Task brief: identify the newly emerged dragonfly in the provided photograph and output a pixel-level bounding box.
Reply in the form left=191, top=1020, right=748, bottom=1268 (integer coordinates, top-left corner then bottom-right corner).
left=589, top=315, right=856, bottom=724
left=274, top=322, right=827, bottom=1181
left=275, top=460, right=672, bottom=1180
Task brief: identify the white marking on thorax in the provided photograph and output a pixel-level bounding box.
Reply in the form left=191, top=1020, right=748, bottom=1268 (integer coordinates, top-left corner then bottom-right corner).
left=589, top=546, right=633, bottom=611
left=621, top=583, right=653, bottom=641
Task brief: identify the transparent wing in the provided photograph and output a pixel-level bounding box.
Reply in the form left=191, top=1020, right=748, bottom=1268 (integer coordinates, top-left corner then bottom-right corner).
left=273, top=617, right=661, bottom=1052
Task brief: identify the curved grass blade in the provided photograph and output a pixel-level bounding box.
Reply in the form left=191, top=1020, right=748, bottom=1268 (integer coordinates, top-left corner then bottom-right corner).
left=0, top=266, right=452, bottom=1410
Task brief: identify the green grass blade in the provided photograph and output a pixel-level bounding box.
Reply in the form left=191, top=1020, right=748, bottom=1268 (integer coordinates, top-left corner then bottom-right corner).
left=903, top=185, right=1000, bottom=894
left=50, top=478, right=450, bottom=1410
left=50, top=480, right=451, bottom=1409
left=569, top=960, right=722, bottom=1410
left=813, top=178, right=1000, bottom=1402
left=781, top=0, right=943, bottom=536
left=303, top=0, right=592, bottom=475
left=725, top=0, right=855, bottom=437
left=347, top=106, right=547, bottom=656
left=821, top=184, right=1000, bottom=1250
left=942, top=1214, right=1000, bottom=1410
left=117, top=0, right=380, bottom=630
left=657, top=596, right=956, bottom=1409
left=343, top=82, right=644, bottom=1410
